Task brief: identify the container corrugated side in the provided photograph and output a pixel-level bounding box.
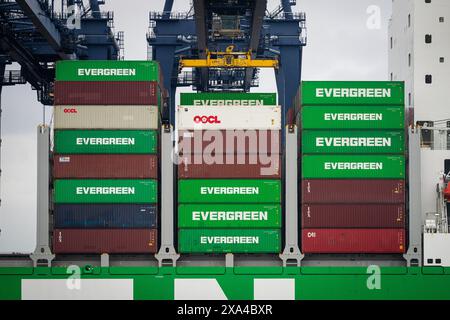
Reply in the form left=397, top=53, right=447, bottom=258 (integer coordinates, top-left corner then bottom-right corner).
left=301, top=179, right=405, bottom=203
left=177, top=106, right=281, bottom=130
left=178, top=130, right=280, bottom=155
left=53, top=154, right=158, bottom=179
left=302, top=155, right=405, bottom=179
left=54, top=105, right=160, bottom=130
left=54, top=130, right=158, bottom=154
left=178, top=229, right=281, bottom=253
left=300, top=81, right=405, bottom=105
left=54, top=81, right=158, bottom=105
left=178, top=179, right=281, bottom=203
left=178, top=154, right=281, bottom=179
left=180, top=92, right=277, bottom=106
left=52, top=229, right=158, bottom=253
left=301, top=204, right=405, bottom=228
left=301, top=229, right=405, bottom=253
left=54, top=179, right=158, bottom=204
left=56, top=60, right=160, bottom=81
left=301, top=106, right=405, bottom=129
left=301, top=130, right=404, bottom=154
left=54, top=204, right=157, bottom=228
left=178, top=204, right=281, bottom=228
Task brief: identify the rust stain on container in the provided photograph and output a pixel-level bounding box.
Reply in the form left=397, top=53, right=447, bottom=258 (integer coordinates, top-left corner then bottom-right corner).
left=301, top=204, right=405, bottom=228
left=301, top=179, right=405, bottom=203
left=52, top=229, right=158, bottom=254
left=302, top=228, right=405, bottom=253
left=178, top=154, right=281, bottom=179
left=54, top=81, right=158, bottom=105
left=53, top=154, right=158, bottom=179
left=178, top=130, right=280, bottom=155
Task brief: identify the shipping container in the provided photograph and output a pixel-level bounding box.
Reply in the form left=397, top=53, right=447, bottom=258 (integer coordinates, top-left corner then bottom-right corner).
left=301, top=130, right=404, bottom=154
left=178, top=130, right=280, bottom=155
left=301, top=106, right=405, bottom=129
left=177, top=106, right=281, bottom=130
left=54, top=81, right=158, bottom=105
left=54, top=105, right=159, bottom=130
left=178, top=179, right=281, bottom=203
left=300, top=81, right=405, bottom=105
left=54, top=130, right=158, bottom=154
left=53, top=229, right=158, bottom=254
left=53, top=154, right=158, bottom=179
left=178, top=229, right=281, bottom=253
left=302, top=155, right=405, bottom=179
left=301, top=228, right=405, bottom=253
left=301, top=204, right=405, bottom=228
left=178, top=204, right=281, bottom=228
left=54, top=204, right=157, bottom=228
left=54, top=179, right=158, bottom=204
left=56, top=60, right=160, bottom=82
left=301, top=179, right=405, bottom=203
left=178, top=154, right=281, bottom=179
left=180, top=92, right=277, bottom=106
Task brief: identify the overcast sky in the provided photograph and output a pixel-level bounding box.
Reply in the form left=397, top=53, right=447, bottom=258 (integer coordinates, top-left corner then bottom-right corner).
left=0, top=0, right=392, bottom=253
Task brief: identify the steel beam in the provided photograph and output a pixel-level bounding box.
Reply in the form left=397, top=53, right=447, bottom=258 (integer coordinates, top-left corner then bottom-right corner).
left=193, top=0, right=208, bottom=91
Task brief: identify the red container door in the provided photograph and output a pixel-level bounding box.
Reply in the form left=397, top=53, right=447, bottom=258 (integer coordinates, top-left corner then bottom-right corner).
left=301, top=204, right=405, bottom=228
left=178, top=154, right=281, bottom=179
left=301, top=179, right=405, bottom=203
left=301, top=229, right=405, bottom=253
left=53, top=154, right=158, bottom=179
left=54, top=81, right=158, bottom=105
left=52, top=229, right=158, bottom=253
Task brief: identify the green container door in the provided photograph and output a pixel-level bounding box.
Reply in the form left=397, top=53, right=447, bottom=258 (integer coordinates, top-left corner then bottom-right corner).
left=178, top=204, right=282, bottom=228
left=180, top=92, right=277, bottom=106
left=178, top=229, right=281, bottom=253
left=178, top=179, right=281, bottom=203
left=301, top=81, right=405, bottom=105
left=302, top=155, right=405, bottom=179
left=56, top=60, right=160, bottom=81
left=302, top=130, right=405, bottom=154
left=54, top=130, right=158, bottom=154
left=301, top=106, right=405, bottom=129
left=54, top=179, right=157, bottom=203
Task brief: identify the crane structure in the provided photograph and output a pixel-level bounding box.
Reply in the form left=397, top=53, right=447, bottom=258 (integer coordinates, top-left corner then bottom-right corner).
left=147, top=0, right=307, bottom=125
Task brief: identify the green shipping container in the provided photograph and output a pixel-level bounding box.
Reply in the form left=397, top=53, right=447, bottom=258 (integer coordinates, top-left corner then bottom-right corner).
left=301, top=81, right=404, bottom=105
left=178, top=204, right=282, bottom=228
left=54, top=130, right=158, bottom=154
left=54, top=179, right=158, bottom=204
left=301, top=106, right=405, bottom=129
left=301, top=130, right=405, bottom=154
left=178, top=229, right=281, bottom=253
left=56, top=60, right=160, bottom=81
left=302, top=155, right=405, bottom=179
left=180, top=92, right=277, bottom=106
left=178, top=179, right=281, bottom=203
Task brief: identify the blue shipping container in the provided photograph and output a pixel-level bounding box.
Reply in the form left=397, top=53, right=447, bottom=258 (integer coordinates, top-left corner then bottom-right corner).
left=54, top=204, right=157, bottom=228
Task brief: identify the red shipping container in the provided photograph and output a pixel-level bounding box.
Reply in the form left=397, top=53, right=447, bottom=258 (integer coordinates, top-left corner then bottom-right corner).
left=53, top=154, right=158, bottom=179
left=302, top=229, right=405, bottom=253
left=53, top=229, right=157, bottom=254
left=178, top=130, right=280, bottom=155
left=301, top=204, right=405, bottom=228
left=301, top=179, right=405, bottom=203
left=54, top=81, right=158, bottom=105
left=178, top=154, right=281, bottom=179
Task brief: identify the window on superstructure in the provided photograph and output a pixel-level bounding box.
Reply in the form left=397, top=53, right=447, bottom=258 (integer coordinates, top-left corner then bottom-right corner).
left=408, top=14, right=411, bottom=27
left=425, top=75, right=433, bottom=84
left=390, top=73, right=393, bottom=81
left=440, top=57, right=445, bottom=63
left=425, top=34, right=432, bottom=43
left=408, top=93, right=411, bottom=106
left=439, top=17, right=444, bottom=23
left=408, top=53, right=411, bottom=67
left=390, top=37, right=393, bottom=49
left=425, top=0, right=431, bottom=3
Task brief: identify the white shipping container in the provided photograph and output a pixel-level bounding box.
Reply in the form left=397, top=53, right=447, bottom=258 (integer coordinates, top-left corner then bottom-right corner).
left=177, top=106, right=281, bottom=130
left=54, top=105, right=159, bottom=130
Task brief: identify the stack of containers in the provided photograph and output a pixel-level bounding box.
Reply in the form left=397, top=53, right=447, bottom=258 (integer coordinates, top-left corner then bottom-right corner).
left=299, top=81, right=406, bottom=253
left=176, top=93, right=282, bottom=254
left=52, top=60, right=162, bottom=254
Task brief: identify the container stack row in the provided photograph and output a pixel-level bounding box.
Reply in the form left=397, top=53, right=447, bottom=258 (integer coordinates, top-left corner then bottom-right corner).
left=176, top=93, right=282, bottom=253
left=52, top=60, right=163, bottom=254
left=299, top=81, right=406, bottom=253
